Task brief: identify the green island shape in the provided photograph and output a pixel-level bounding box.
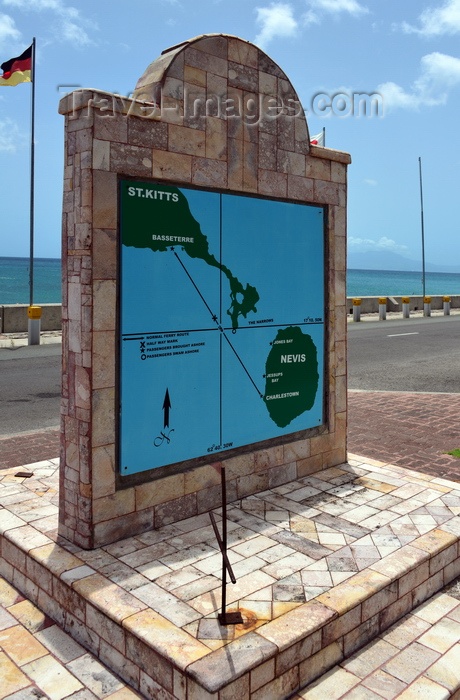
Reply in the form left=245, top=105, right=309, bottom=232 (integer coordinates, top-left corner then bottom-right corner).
left=264, top=326, right=319, bottom=428
left=122, top=183, right=259, bottom=330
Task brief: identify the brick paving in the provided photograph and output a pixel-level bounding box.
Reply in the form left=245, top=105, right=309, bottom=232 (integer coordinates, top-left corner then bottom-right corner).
left=348, top=391, right=460, bottom=482
left=0, top=428, right=60, bottom=471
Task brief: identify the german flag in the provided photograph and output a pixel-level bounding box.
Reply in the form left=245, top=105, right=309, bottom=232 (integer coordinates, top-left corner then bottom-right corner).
left=0, top=44, right=32, bottom=86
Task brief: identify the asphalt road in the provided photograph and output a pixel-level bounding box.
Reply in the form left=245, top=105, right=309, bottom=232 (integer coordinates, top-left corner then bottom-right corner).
left=348, top=314, right=460, bottom=393
left=0, top=343, right=61, bottom=436
left=0, top=314, right=459, bottom=436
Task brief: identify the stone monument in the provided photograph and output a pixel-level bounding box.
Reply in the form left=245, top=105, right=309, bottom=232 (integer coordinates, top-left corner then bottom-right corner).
left=59, top=34, right=350, bottom=549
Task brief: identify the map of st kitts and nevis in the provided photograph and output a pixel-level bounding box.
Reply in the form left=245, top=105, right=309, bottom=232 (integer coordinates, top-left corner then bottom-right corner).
left=119, top=180, right=325, bottom=475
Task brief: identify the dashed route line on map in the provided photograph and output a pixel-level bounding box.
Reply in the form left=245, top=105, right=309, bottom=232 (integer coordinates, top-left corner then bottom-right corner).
left=174, top=249, right=264, bottom=399
left=174, top=251, right=217, bottom=323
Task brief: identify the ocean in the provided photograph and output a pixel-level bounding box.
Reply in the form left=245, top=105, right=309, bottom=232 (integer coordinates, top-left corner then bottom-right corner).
left=1, top=257, right=460, bottom=304
left=347, top=268, right=460, bottom=298
left=0, top=257, right=61, bottom=305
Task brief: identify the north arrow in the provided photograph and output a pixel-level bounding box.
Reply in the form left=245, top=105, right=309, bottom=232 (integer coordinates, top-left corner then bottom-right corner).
left=162, top=389, right=171, bottom=428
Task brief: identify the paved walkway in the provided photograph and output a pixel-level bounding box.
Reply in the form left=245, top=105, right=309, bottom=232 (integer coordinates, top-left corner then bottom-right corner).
left=0, top=428, right=60, bottom=471
left=348, top=391, right=460, bottom=482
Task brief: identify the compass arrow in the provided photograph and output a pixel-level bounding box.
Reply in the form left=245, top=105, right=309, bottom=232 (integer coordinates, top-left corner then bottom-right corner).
left=162, top=389, right=171, bottom=428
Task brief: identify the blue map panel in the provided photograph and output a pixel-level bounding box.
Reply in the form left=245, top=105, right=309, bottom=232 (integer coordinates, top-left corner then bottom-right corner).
left=119, top=180, right=325, bottom=475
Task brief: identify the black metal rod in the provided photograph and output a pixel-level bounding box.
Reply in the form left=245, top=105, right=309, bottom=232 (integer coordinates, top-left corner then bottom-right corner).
left=220, top=466, right=227, bottom=618
left=209, top=466, right=243, bottom=625
left=209, top=512, right=236, bottom=584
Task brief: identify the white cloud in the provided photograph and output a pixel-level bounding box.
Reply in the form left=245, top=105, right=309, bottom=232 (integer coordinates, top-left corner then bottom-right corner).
left=400, top=0, right=460, bottom=37
left=377, top=81, right=417, bottom=111
left=0, top=12, right=20, bottom=46
left=255, top=0, right=368, bottom=44
left=378, top=52, right=460, bottom=111
left=2, top=0, right=96, bottom=46
left=0, top=117, right=25, bottom=152
left=364, top=178, right=377, bottom=186
left=304, top=0, right=368, bottom=25
left=349, top=236, right=409, bottom=254
left=254, top=3, right=298, bottom=48
left=308, top=0, right=368, bottom=15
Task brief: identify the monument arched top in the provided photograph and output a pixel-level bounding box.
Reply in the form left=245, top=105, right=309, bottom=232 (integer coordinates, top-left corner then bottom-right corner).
left=132, top=33, right=311, bottom=147
left=134, top=33, right=292, bottom=99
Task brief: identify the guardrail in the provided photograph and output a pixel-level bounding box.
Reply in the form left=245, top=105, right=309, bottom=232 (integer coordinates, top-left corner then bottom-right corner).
left=0, top=304, right=62, bottom=333
left=347, top=295, right=459, bottom=321
left=1, top=297, right=458, bottom=332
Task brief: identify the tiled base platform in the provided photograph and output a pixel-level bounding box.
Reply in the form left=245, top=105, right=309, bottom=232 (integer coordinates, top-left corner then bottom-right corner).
left=1, top=455, right=460, bottom=699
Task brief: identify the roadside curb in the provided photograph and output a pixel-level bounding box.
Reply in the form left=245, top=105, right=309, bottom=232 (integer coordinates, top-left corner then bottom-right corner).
left=0, top=331, right=62, bottom=349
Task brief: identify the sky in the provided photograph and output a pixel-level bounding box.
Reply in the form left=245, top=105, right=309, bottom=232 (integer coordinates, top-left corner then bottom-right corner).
left=0, top=0, right=459, bottom=269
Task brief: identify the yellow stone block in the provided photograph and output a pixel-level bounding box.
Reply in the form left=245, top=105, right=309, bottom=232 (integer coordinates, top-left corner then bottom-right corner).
left=412, top=528, right=458, bottom=555
left=124, top=609, right=210, bottom=666
left=0, top=625, right=48, bottom=666
left=0, top=651, right=31, bottom=697
left=0, top=577, right=21, bottom=607
left=30, top=543, right=84, bottom=576
left=135, top=472, right=185, bottom=509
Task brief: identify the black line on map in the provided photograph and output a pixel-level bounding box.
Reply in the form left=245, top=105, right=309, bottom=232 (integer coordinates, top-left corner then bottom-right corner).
left=219, top=193, right=223, bottom=326
left=172, top=251, right=263, bottom=398
left=174, top=252, right=219, bottom=324
left=122, top=327, right=217, bottom=338
left=221, top=331, right=263, bottom=398
left=122, top=321, right=323, bottom=340
left=221, top=321, right=324, bottom=331
left=217, top=195, right=224, bottom=438
left=219, top=333, right=223, bottom=445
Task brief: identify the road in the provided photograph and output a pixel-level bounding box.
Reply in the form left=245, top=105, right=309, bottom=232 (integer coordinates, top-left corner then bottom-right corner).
left=348, top=314, right=460, bottom=393
left=0, top=343, right=61, bottom=436
left=0, top=314, right=459, bottom=436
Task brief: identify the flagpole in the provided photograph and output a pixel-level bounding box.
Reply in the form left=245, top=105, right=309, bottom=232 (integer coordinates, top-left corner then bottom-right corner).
left=322, top=126, right=326, bottom=147
left=29, top=37, right=35, bottom=307
left=418, top=156, right=426, bottom=299
left=28, top=37, right=40, bottom=344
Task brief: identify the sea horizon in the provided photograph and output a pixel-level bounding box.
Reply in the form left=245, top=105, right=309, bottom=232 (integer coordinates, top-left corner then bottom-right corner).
left=2, top=256, right=460, bottom=305
left=347, top=267, right=460, bottom=297
left=0, top=256, right=62, bottom=305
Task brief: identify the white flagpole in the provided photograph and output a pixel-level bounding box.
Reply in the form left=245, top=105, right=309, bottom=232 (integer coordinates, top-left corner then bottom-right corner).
left=28, top=37, right=41, bottom=345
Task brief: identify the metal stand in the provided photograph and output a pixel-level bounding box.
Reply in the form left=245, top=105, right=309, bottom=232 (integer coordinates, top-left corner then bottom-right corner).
left=209, top=466, right=243, bottom=626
